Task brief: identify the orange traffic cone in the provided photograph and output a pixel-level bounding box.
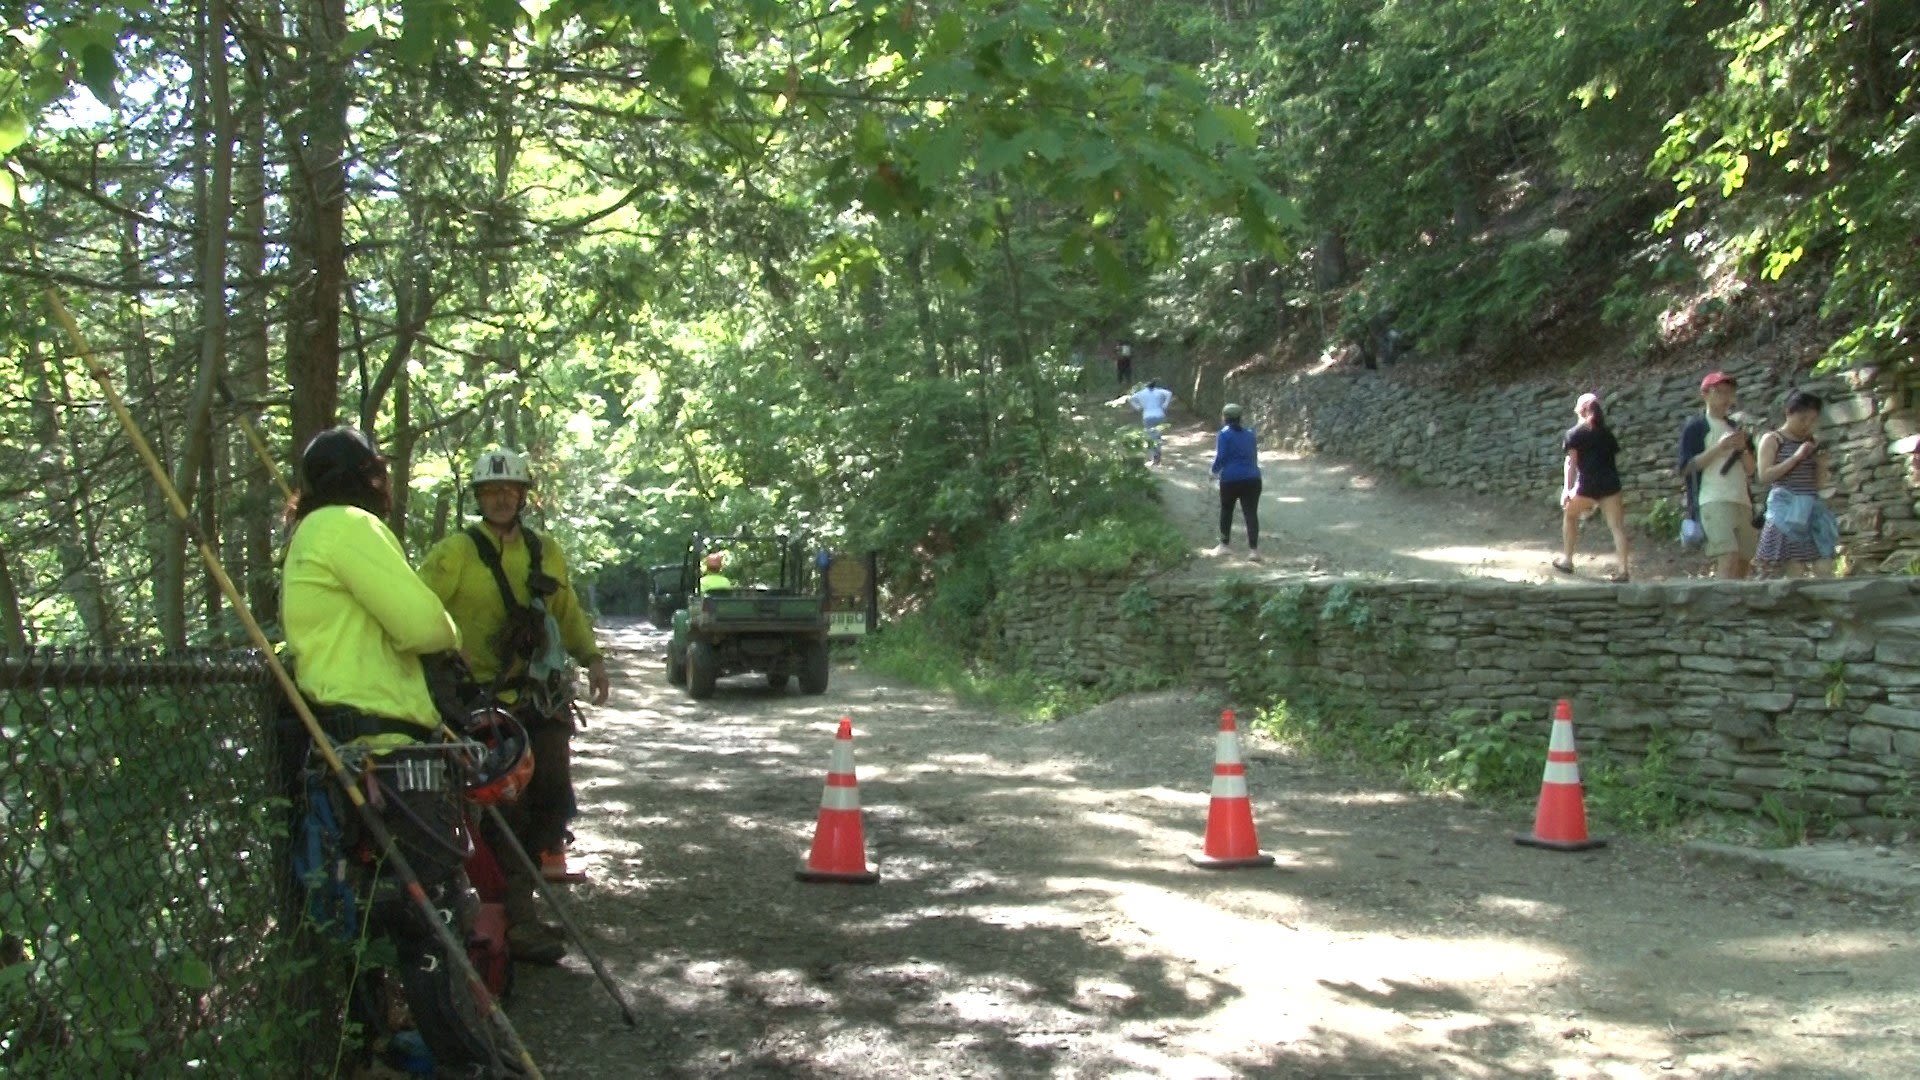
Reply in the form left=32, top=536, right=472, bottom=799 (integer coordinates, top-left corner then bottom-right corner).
left=1515, top=699, right=1607, bottom=852
left=797, top=717, right=880, bottom=884
left=540, top=847, right=588, bottom=884
left=1189, top=709, right=1275, bottom=869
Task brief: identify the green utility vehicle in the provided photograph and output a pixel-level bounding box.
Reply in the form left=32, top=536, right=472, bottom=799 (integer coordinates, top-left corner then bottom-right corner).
left=645, top=562, right=690, bottom=629
left=666, top=534, right=830, bottom=699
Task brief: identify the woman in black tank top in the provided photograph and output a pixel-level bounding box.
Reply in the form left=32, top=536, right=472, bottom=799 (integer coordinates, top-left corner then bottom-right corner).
left=1555, top=392, right=1631, bottom=582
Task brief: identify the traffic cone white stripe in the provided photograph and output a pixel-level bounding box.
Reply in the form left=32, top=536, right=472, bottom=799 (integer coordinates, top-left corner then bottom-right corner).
left=1210, top=774, right=1249, bottom=799
left=831, top=741, right=855, bottom=772
left=1548, top=720, right=1576, bottom=753
left=1542, top=761, right=1582, bottom=784
left=1214, top=730, right=1242, bottom=764
left=819, top=786, right=861, bottom=811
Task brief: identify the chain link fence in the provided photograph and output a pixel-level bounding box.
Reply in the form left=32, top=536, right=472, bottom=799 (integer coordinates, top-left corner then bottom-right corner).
left=1, top=649, right=335, bottom=1076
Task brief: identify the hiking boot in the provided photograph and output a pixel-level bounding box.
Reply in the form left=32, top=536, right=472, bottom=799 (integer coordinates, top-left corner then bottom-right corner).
left=1208, top=543, right=1229, bottom=556
left=540, top=848, right=588, bottom=884
left=1246, top=550, right=1262, bottom=563
left=515, top=918, right=565, bottom=942
left=508, top=924, right=566, bottom=965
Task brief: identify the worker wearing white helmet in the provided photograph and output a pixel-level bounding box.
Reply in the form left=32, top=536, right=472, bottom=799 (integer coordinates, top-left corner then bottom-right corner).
left=417, top=445, right=609, bottom=962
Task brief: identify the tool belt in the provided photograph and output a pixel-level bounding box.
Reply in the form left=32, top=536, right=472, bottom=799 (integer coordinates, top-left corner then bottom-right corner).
left=304, top=706, right=469, bottom=886
left=314, top=705, right=438, bottom=745
left=357, top=743, right=472, bottom=885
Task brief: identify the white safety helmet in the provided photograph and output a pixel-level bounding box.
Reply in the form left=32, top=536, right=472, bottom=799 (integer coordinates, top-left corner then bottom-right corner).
left=469, top=447, right=533, bottom=490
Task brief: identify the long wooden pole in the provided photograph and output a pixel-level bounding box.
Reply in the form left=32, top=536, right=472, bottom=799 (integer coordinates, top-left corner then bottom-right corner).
left=46, top=288, right=544, bottom=1080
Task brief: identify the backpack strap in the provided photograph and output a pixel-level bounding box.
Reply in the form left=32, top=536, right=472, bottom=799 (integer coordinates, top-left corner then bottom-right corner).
left=465, top=525, right=558, bottom=700
left=465, top=525, right=522, bottom=615
left=522, top=527, right=544, bottom=591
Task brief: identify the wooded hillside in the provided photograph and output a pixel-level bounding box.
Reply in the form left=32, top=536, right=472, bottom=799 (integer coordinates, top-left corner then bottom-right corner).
left=3, top=0, right=1914, bottom=646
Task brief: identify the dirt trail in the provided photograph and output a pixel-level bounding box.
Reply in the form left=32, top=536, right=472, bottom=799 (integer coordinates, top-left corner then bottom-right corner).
left=506, top=622, right=1919, bottom=1078
left=1136, top=406, right=1698, bottom=584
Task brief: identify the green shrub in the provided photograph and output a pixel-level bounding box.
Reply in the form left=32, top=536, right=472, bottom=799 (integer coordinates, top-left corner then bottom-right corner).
left=1005, top=513, right=1187, bottom=580
left=858, top=614, right=1099, bottom=721
left=1583, top=733, right=1695, bottom=833
left=1254, top=699, right=1545, bottom=802
left=1425, top=709, right=1545, bottom=800
left=924, top=554, right=999, bottom=630
left=1637, top=496, right=1683, bottom=544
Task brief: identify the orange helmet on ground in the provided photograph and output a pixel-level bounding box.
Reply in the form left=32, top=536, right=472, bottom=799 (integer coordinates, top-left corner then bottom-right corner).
left=460, top=708, right=534, bottom=806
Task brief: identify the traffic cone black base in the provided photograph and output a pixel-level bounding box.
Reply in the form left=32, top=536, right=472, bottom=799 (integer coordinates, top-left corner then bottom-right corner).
left=1514, top=835, right=1607, bottom=852
left=795, top=864, right=881, bottom=884
left=797, top=717, right=880, bottom=885
left=1187, top=852, right=1277, bottom=870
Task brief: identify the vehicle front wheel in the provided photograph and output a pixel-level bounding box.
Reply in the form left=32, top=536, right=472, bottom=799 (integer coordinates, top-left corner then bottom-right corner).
left=798, top=640, right=830, bottom=695
left=687, top=641, right=718, bottom=699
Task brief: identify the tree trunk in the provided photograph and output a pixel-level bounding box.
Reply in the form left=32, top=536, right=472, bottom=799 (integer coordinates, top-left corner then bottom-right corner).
left=235, top=42, right=277, bottom=618
left=388, top=358, right=413, bottom=542
left=428, top=489, right=451, bottom=547
left=905, top=237, right=941, bottom=379
left=121, top=219, right=179, bottom=645
left=1448, top=153, right=1482, bottom=238
left=201, top=434, right=223, bottom=633
left=487, top=48, right=524, bottom=450
left=1313, top=228, right=1347, bottom=291
left=992, top=202, right=1052, bottom=497
left=164, top=0, right=238, bottom=647
left=0, top=541, right=28, bottom=651
left=285, top=0, right=349, bottom=453
left=29, top=340, right=121, bottom=645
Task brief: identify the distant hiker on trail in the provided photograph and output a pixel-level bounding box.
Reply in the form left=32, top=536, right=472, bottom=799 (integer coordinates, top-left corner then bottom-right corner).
left=418, top=446, right=610, bottom=965
left=1115, top=342, right=1134, bottom=386
left=1128, top=380, right=1174, bottom=465
left=1209, top=403, right=1263, bottom=562
left=1755, top=390, right=1836, bottom=577
left=1554, top=391, right=1631, bottom=582
left=1679, top=371, right=1758, bottom=579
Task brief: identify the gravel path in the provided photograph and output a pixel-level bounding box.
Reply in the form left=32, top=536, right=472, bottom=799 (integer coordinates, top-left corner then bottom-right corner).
left=503, top=621, right=1920, bottom=1078
left=1134, top=404, right=1700, bottom=584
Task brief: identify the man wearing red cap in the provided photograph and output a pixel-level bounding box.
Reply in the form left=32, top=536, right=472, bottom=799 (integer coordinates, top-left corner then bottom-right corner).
left=1678, top=371, right=1759, bottom=578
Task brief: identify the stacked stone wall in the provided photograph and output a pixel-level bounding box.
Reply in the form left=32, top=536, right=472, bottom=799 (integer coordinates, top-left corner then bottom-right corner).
left=997, top=573, right=1920, bottom=837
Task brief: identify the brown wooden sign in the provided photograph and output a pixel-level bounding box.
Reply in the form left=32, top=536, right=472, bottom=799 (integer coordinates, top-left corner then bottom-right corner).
left=822, top=551, right=876, bottom=638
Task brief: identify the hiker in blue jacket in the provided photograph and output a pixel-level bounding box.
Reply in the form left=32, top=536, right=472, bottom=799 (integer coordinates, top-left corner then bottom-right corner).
left=1210, top=403, right=1263, bottom=562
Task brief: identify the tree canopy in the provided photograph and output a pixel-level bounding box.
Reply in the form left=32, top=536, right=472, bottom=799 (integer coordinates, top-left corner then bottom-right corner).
left=1, top=0, right=1914, bottom=646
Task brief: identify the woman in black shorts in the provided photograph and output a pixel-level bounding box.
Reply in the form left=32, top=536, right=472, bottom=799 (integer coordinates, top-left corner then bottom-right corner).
left=1555, top=391, right=1631, bottom=582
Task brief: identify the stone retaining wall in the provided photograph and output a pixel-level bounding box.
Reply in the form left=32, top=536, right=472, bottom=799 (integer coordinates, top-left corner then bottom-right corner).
left=1175, top=354, right=1920, bottom=572
left=997, top=572, right=1920, bottom=837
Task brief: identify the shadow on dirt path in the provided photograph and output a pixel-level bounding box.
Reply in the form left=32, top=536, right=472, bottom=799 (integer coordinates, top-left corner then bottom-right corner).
left=504, top=621, right=1918, bottom=1078
left=1107, top=398, right=1701, bottom=585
